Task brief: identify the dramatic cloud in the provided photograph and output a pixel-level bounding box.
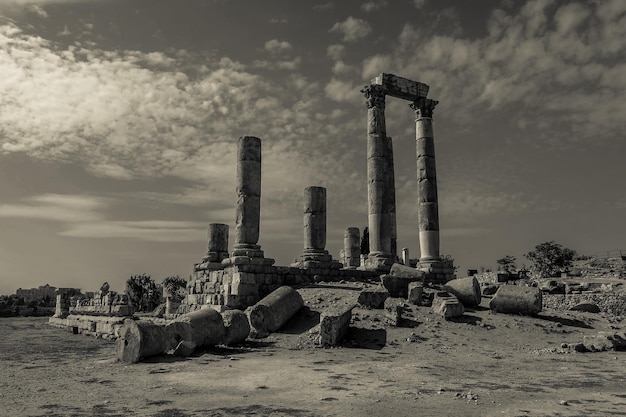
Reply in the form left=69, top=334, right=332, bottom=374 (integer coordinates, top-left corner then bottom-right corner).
left=361, top=0, right=626, bottom=147
left=330, top=17, right=371, bottom=42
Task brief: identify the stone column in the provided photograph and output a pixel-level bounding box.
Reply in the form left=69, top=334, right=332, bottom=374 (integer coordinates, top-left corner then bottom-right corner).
left=385, top=136, right=397, bottom=260
left=197, top=223, right=229, bottom=271
left=232, top=136, right=264, bottom=258
left=343, top=227, right=360, bottom=268
left=292, top=186, right=340, bottom=269
left=361, top=84, right=393, bottom=270
left=303, top=186, right=326, bottom=251
left=402, top=247, right=409, bottom=265
left=410, top=97, right=440, bottom=262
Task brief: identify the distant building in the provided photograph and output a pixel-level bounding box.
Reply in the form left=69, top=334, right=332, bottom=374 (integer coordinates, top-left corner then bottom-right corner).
left=16, top=284, right=57, bottom=303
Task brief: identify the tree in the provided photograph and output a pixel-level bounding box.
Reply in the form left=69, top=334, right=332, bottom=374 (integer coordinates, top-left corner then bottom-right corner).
left=126, top=274, right=161, bottom=312
left=360, top=227, right=369, bottom=255
left=162, top=275, right=187, bottom=301
left=496, top=255, right=517, bottom=274
left=525, top=241, right=577, bottom=278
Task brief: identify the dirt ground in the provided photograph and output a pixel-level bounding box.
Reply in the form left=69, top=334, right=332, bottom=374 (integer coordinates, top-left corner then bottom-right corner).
left=2, top=282, right=625, bottom=417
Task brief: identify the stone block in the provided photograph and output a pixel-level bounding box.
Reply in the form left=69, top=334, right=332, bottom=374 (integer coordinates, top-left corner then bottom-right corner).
left=407, top=282, right=423, bottom=305
left=384, top=298, right=402, bottom=326
left=582, top=331, right=626, bottom=352
left=318, top=304, right=355, bottom=346
left=358, top=286, right=389, bottom=309
left=443, top=277, right=481, bottom=308
left=432, top=291, right=464, bottom=319
left=381, top=273, right=421, bottom=298
left=389, top=263, right=425, bottom=280
left=222, top=309, right=250, bottom=345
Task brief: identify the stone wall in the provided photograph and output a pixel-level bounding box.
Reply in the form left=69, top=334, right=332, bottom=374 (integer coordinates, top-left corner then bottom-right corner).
left=179, top=264, right=381, bottom=313
left=543, top=293, right=626, bottom=316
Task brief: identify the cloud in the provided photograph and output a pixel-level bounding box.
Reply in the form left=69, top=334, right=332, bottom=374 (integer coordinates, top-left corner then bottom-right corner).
left=413, top=0, right=426, bottom=9
left=253, top=57, right=301, bottom=70
left=326, top=44, right=344, bottom=60
left=361, top=0, right=387, bottom=13
left=264, top=39, right=292, bottom=55
left=60, top=220, right=205, bottom=242
left=0, top=194, right=106, bottom=222
left=330, top=17, right=371, bottom=42
left=324, top=78, right=362, bottom=103
left=360, top=1, right=626, bottom=148
left=27, top=4, right=48, bottom=18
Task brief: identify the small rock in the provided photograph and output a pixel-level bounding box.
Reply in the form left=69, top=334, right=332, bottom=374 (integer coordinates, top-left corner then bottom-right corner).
left=560, top=400, right=568, bottom=406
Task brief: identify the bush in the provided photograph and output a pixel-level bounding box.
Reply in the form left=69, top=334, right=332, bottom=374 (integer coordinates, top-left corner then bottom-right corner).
left=126, top=274, right=161, bottom=312
left=525, top=241, right=577, bottom=278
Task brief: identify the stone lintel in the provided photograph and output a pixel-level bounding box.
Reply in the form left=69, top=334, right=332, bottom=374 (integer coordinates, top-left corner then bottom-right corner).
left=371, top=73, right=429, bottom=102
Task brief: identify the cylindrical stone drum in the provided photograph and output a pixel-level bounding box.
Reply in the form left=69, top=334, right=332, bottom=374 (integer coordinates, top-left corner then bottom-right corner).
left=443, top=277, right=481, bottom=307
left=248, top=286, right=303, bottom=337
left=207, top=223, right=229, bottom=253
left=489, top=285, right=542, bottom=315
left=222, top=309, right=250, bottom=345
left=166, top=308, right=226, bottom=349
left=116, top=319, right=169, bottom=364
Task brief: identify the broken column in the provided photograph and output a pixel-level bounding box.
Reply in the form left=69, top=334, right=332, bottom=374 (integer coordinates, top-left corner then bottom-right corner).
left=54, top=288, right=70, bottom=318
left=248, top=286, right=304, bottom=338
left=361, top=84, right=393, bottom=271
left=343, top=227, right=361, bottom=268
left=116, top=319, right=170, bottom=364
left=205, top=223, right=229, bottom=262
left=410, top=97, right=454, bottom=283
left=232, top=136, right=264, bottom=258
left=292, top=186, right=340, bottom=269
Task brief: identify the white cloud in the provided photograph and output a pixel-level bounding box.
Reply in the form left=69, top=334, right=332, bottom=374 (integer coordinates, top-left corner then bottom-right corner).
left=263, top=39, right=292, bottom=55
left=413, top=0, right=426, bottom=9
left=330, top=17, right=371, bottom=42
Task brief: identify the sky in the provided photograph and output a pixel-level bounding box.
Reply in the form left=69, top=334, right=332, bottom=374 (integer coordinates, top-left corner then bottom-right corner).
left=0, top=0, right=624, bottom=295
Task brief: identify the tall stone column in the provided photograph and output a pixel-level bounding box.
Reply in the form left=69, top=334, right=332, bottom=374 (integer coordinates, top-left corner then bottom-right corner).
left=361, top=84, right=393, bottom=270
left=196, top=223, right=229, bottom=271
left=410, top=98, right=440, bottom=262
left=232, top=136, right=264, bottom=258
left=292, top=186, right=341, bottom=269
left=385, top=136, right=397, bottom=260
left=343, top=227, right=361, bottom=268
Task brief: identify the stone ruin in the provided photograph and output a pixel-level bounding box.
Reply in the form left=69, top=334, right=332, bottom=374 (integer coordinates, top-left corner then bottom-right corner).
left=181, top=73, right=455, bottom=314
left=52, top=73, right=497, bottom=359
left=49, top=282, right=135, bottom=339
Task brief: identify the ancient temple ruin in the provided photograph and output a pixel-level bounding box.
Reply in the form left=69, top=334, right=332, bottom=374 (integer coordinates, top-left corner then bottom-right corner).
left=50, top=73, right=455, bottom=323
left=179, top=73, right=454, bottom=313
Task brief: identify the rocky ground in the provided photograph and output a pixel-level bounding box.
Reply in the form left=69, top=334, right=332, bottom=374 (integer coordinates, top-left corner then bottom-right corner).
left=2, top=277, right=626, bottom=417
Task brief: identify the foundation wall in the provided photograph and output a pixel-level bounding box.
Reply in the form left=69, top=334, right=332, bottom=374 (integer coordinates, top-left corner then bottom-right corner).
left=179, top=265, right=381, bottom=313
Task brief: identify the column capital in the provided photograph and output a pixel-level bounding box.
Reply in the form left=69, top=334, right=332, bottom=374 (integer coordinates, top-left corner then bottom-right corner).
left=410, top=97, right=438, bottom=118
left=361, top=84, right=386, bottom=109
